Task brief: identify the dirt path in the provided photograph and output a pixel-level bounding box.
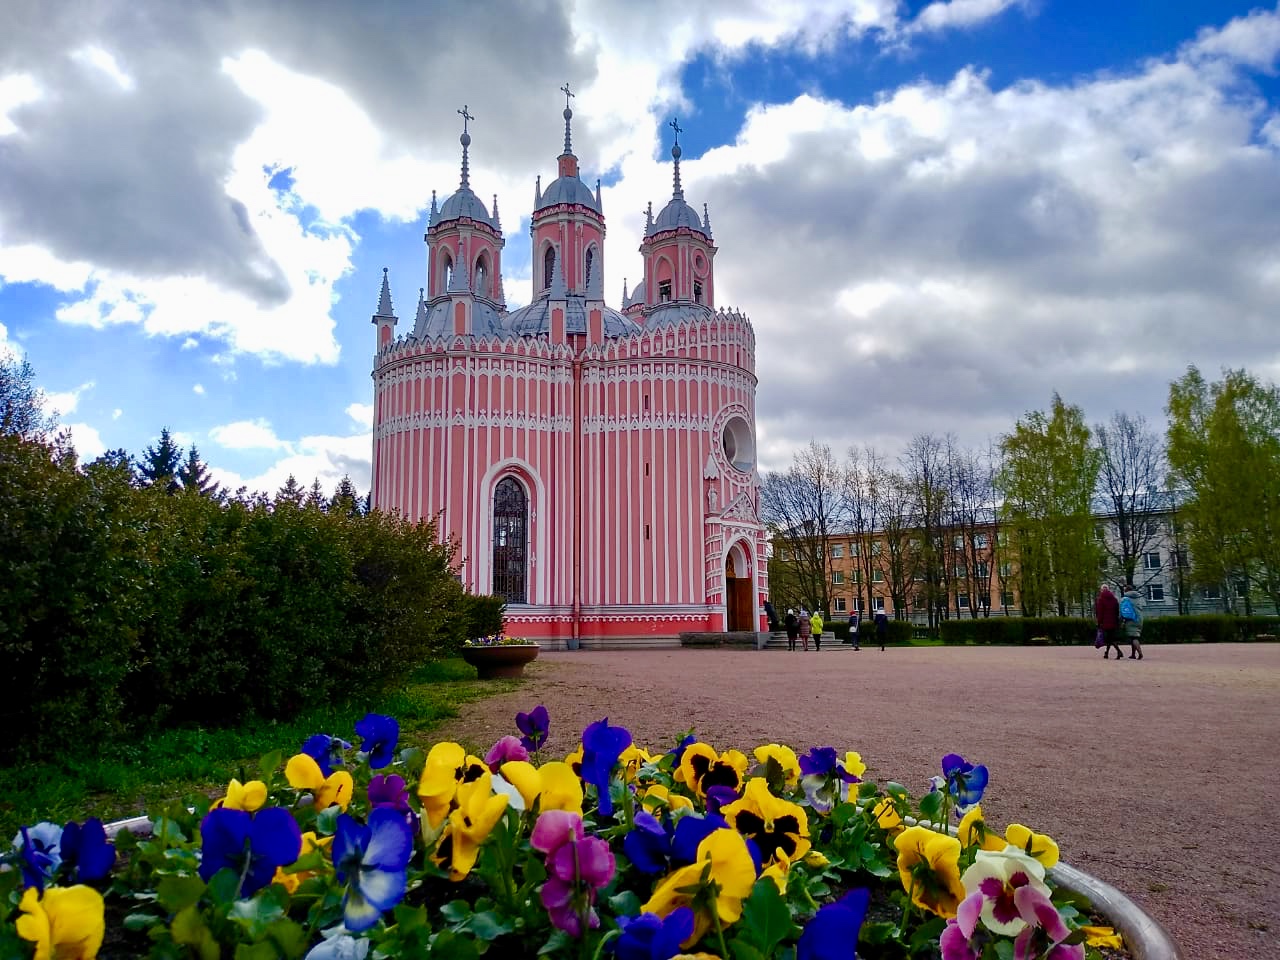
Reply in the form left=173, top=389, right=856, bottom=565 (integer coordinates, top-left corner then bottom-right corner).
left=432, top=643, right=1280, bottom=960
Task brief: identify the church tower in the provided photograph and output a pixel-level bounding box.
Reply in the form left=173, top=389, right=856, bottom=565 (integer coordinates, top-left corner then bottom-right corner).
left=640, top=118, right=716, bottom=312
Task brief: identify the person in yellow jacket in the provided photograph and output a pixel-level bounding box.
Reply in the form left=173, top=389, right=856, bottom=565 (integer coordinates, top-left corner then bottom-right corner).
left=810, top=610, right=824, bottom=652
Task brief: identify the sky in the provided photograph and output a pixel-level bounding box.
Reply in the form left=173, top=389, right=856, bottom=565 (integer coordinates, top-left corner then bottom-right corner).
left=1, top=0, right=1278, bottom=496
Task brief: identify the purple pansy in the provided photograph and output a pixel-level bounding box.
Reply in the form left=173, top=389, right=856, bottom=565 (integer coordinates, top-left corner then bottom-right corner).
left=941, top=753, right=990, bottom=807
left=332, top=807, right=415, bottom=932
left=705, top=784, right=740, bottom=815
left=367, top=774, right=409, bottom=811
left=13, top=822, right=63, bottom=892
left=798, top=888, right=871, bottom=960
left=60, top=818, right=116, bottom=883
left=515, top=705, right=550, bottom=752
left=614, top=908, right=695, bottom=960
left=623, top=811, right=673, bottom=875
left=199, top=807, right=302, bottom=897
left=532, top=810, right=616, bottom=937
left=485, top=735, right=529, bottom=772
left=355, top=714, right=399, bottom=770
left=940, top=892, right=988, bottom=960
left=301, top=734, right=352, bottom=778
left=1012, top=887, right=1085, bottom=960
left=581, top=718, right=633, bottom=818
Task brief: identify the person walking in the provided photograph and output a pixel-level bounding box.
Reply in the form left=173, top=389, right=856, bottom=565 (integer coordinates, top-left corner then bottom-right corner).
left=849, top=611, right=861, bottom=650
left=784, top=609, right=799, bottom=652
left=1095, top=584, right=1124, bottom=661
left=874, top=610, right=888, bottom=651
left=1121, top=582, right=1145, bottom=660
left=811, top=610, right=824, bottom=652
left=798, top=608, right=812, bottom=652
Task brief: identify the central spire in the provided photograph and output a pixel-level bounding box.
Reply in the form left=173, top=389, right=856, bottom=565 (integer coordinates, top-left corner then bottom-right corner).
left=560, top=82, right=575, bottom=155
left=669, top=116, right=684, bottom=200
left=457, top=104, right=474, bottom=189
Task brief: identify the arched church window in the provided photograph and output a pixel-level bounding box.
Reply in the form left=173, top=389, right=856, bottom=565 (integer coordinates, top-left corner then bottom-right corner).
left=474, top=255, right=489, bottom=299
left=543, top=245, right=556, bottom=290
left=584, top=246, right=595, bottom=290
left=694, top=280, right=703, bottom=304
left=658, top=280, right=672, bottom=303
left=442, top=253, right=454, bottom=291
left=492, top=477, right=528, bottom=603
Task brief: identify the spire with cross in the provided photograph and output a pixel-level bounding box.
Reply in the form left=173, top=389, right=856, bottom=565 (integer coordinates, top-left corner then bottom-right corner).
left=669, top=116, right=684, bottom=200
left=457, top=104, right=474, bottom=188
left=560, top=82, right=575, bottom=154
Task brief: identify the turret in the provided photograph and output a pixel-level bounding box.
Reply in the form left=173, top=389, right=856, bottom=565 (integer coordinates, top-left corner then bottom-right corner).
left=371, top=267, right=397, bottom=349
left=639, top=118, right=717, bottom=311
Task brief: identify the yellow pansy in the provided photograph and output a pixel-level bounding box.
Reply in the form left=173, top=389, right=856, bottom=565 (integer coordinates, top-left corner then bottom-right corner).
left=565, top=744, right=584, bottom=778
left=1004, top=823, right=1060, bottom=868
left=431, top=771, right=509, bottom=881
left=957, top=804, right=1006, bottom=852
left=678, top=743, right=750, bottom=799
left=894, top=825, right=966, bottom=919
left=1081, top=925, right=1123, bottom=948
left=284, top=754, right=354, bottom=811
left=872, top=797, right=903, bottom=832
left=721, top=777, right=811, bottom=865
left=499, top=760, right=584, bottom=816
left=640, top=782, right=695, bottom=814
left=16, top=885, right=105, bottom=960
left=804, top=849, right=831, bottom=869
left=762, top=849, right=793, bottom=894
left=272, top=831, right=333, bottom=894
left=842, top=751, right=867, bottom=779
left=211, top=778, right=268, bottom=812
left=753, top=744, right=801, bottom=786
left=620, top=745, right=655, bottom=782
left=417, top=741, right=488, bottom=829
left=642, top=829, right=757, bottom=946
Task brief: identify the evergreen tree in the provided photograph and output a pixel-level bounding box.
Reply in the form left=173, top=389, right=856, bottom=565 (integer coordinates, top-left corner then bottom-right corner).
left=0, top=354, right=57, bottom=438
left=306, top=478, right=327, bottom=510
left=331, top=475, right=361, bottom=517
left=276, top=474, right=305, bottom=507
left=177, top=444, right=220, bottom=498
left=138, top=428, right=182, bottom=493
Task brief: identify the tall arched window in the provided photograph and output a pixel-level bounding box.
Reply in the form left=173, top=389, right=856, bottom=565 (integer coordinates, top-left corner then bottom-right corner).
left=543, top=245, right=556, bottom=289
left=492, top=477, right=528, bottom=603
left=584, top=246, right=595, bottom=290
left=441, top=253, right=454, bottom=291
left=474, top=254, right=489, bottom=299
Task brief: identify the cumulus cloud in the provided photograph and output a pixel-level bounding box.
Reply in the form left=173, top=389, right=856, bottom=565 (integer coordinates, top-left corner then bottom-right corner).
left=344, top=402, right=373, bottom=429
left=64, top=422, right=105, bottom=460
left=210, top=429, right=371, bottom=498
left=41, top=380, right=94, bottom=418
left=193, top=383, right=205, bottom=395
left=209, top=418, right=291, bottom=452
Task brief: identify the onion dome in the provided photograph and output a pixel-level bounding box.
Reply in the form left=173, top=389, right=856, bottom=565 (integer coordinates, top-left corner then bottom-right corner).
left=432, top=106, right=498, bottom=228
left=646, top=122, right=708, bottom=238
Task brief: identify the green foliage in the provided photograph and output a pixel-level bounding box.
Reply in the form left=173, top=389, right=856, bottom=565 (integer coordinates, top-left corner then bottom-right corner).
left=139, top=426, right=184, bottom=493
left=0, top=433, right=483, bottom=765
left=0, top=354, right=57, bottom=438
left=936, top=614, right=1280, bottom=645
left=854, top=619, right=913, bottom=645
left=460, top=593, right=508, bottom=639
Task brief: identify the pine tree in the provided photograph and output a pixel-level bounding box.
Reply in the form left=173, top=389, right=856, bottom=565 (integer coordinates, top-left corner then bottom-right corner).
left=331, top=475, right=361, bottom=517
left=138, top=428, right=183, bottom=493
left=178, top=444, right=220, bottom=498
left=276, top=474, right=305, bottom=507
left=0, top=355, right=57, bottom=438
left=306, top=478, right=327, bottom=510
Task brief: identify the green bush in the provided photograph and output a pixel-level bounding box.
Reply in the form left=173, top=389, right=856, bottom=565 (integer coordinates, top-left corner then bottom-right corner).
left=853, top=619, right=913, bottom=645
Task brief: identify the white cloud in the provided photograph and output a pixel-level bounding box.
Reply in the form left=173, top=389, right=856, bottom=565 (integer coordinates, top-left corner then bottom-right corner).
left=0, top=72, right=42, bottom=136
left=1189, top=5, right=1280, bottom=69
left=112, top=408, right=122, bottom=420
left=209, top=418, right=292, bottom=452
left=210, top=429, right=371, bottom=498
left=68, top=46, right=136, bottom=92
left=65, top=422, right=105, bottom=460
left=192, top=383, right=205, bottom=395
left=910, top=0, right=1024, bottom=34
left=345, top=402, right=373, bottom=429
left=181, top=337, right=199, bottom=350
left=41, top=380, right=94, bottom=418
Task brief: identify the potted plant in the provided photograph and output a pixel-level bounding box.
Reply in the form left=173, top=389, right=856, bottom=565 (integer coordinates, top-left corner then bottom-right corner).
left=461, top=634, right=540, bottom=678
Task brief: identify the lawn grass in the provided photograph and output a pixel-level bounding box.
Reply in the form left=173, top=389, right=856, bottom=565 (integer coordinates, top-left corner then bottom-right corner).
left=0, top=657, right=513, bottom=838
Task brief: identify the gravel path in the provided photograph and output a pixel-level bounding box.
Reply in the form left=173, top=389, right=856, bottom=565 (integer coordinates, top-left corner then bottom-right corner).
left=433, top=642, right=1280, bottom=960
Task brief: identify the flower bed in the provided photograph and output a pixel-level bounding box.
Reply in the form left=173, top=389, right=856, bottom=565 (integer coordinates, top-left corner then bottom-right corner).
left=1, top=708, right=1150, bottom=959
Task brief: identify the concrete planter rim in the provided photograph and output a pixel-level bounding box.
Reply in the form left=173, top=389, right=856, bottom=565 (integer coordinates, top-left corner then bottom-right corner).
left=461, top=643, right=539, bottom=678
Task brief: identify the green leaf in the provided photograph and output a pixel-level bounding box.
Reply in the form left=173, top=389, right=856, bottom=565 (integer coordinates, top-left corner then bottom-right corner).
left=993, top=939, right=1016, bottom=960
left=123, top=912, right=161, bottom=932
left=728, top=940, right=768, bottom=960
left=394, top=903, right=430, bottom=932
left=234, top=943, right=280, bottom=960
left=884, top=781, right=908, bottom=799
left=908, top=916, right=947, bottom=955
left=171, top=905, right=220, bottom=960
left=918, top=790, right=943, bottom=820
left=258, top=750, right=283, bottom=781
left=401, top=746, right=426, bottom=778
left=315, top=805, right=341, bottom=837
left=606, top=890, right=641, bottom=917
left=857, top=781, right=880, bottom=799
left=441, top=899, right=473, bottom=924
left=206, top=867, right=242, bottom=905
left=265, top=918, right=309, bottom=959
left=229, top=885, right=290, bottom=939
left=860, top=921, right=900, bottom=945
left=467, top=910, right=514, bottom=941
left=537, top=930, right=576, bottom=956
left=157, top=875, right=206, bottom=913
left=740, top=879, right=800, bottom=953
left=428, top=930, right=483, bottom=960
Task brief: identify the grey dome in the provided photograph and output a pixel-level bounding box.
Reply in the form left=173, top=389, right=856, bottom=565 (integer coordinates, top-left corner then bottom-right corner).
left=536, top=176, right=601, bottom=213
left=435, top=187, right=496, bottom=227
left=648, top=197, right=705, bottom=236
left=503, top=295, right=635, bottom=337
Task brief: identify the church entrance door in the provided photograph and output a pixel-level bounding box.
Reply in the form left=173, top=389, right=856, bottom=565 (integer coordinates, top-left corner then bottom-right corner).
left=724, top=553, right=753, bottom=631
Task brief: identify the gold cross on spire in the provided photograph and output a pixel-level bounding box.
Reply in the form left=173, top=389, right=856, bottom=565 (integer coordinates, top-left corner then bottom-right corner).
left=457, top=104, right=474, bottom=133
left=560, top=82, right=574, bottom=107
left=669, top=116, right=682, bottom=143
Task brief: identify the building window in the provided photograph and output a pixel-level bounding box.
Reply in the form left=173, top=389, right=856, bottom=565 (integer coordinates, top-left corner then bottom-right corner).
left=1146, top=583, right=1165, bottom=602
left=1172, top=549, right=1189, bottom=569
left=974, top=533, right=989, bottom=549
left=850, top=543, right=860, bottom=558
left=1143, top=552, right=1161, bottom=570
left=996, top=531, right=1009, bottom=548
left=658, top=279, right=672, bottom=302
left=492, top=477, right=528, bottom=603
left=543, top=245, right=556, bottom=289
left=873, top=596, right=886, bottom=611
left=831, top=544, right=844, bottom=559
left=872, top=569, right=884, bottom=583
left=853, top=597, right=865, bottom=612
left=958, top=594, right=970, bottom=609
left=1202, top=585, right=1221, bottom=601
left=953, top=565, right=967, bottom=579
left=834, top=597, right=847, bottom=612
left=999, top=562, right=1012, bottom=577
left=871, top=542, right=882, bottom=557
left=1093, top=525, right=1106, bottom=541
left=953, top=535, right=964, bottom=550
left=909, top=538, right=921, bottom=551
left=584, top=246, right=595, bottom=290
left=850, top=570, right=861, bottom=584
left=1234, top=581, right=1249, bottom=599
left=442, top=253, right=454, bottom=290
left=473, top=255, right=489, bottom=298
left=694, top=280, right=703, bottom=303
left=1001, top=590, right=1015, bottom=607
left=831, top=571, right=844, bottom=585
left=976, top=561, right=989, bottom=580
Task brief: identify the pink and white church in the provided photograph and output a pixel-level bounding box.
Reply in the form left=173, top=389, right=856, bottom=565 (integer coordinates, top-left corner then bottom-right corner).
left=369, top=97, right=768, bottom=648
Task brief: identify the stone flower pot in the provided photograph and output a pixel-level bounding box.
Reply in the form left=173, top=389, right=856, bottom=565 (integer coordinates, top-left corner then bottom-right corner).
left=461, top=643, right=539, bottom=679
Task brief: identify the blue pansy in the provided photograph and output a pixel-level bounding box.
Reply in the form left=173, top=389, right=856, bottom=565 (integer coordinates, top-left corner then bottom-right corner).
left=666, top=734, right=696, bottom=768
left=199, top=807, right=302, bottom=896
left=797, top=888, right=871, bottom=960
left=614, top=907, right=695, bottom=960
left=60, top=818, right=116, bottom=882
left=941, top=753, right=989, bottom=807
left=799, top=746, right=839, bottom=777
left=355, top=714, right=399, bottom=770
left=13, top=822, right=63, bottom=891
left=332, top=807, right=415, bottom=932
left=623, top=811, right=672, bottom=875
left=302, top=734, right=352, bottom=778
left=670, top=813, right=727, bottom=865
left=515, top=704, right=550, bottom=752
left=581, top=718, right=633, bottom=818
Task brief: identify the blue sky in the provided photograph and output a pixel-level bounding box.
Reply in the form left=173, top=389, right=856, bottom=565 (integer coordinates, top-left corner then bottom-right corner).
left=2, top=0, right=1278, bottom=495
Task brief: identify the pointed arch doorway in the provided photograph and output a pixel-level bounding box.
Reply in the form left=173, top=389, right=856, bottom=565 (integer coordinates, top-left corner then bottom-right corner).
left=724, top=544, right=754, bottom=631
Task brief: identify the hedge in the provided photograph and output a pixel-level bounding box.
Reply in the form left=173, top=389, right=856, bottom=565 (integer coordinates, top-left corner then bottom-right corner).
left=938, top=614, right=1280, bottom=646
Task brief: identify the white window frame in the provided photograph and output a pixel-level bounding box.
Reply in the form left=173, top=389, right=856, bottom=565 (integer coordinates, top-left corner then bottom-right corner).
left=958, top=593, right=970, bottom=609
left=1146, top=583, right=1164, bottom=602
left=1143, top=552, right=1161, bottom=571
left=872, top=568, right=884, bottom=583
left=1001, top=590, right=1015, bottom=608
left=974, top=533, right=989, bottom=549
left=831, top=570, right=844, bottom=585
left=834, top=597, right=847, bottom=612
left=873, top=596, right=886, bottom=611
left=830, top=544, right=844, bottom=559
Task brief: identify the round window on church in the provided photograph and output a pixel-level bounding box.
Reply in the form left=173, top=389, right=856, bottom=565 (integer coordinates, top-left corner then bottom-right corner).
left=721, top=416, right=754, bottom=473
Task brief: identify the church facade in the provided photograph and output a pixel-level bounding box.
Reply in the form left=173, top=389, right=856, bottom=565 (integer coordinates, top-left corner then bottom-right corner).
left=369, top=99, right=767, bottom=647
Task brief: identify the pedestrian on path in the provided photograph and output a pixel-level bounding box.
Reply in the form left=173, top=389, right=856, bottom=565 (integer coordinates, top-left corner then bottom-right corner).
left=850, top=611, right=861, bottom=650
left=811, top=610, right=824, bottom=651
left=875, top=610, right=888, bottom=651
left=798, top=609, right=812, bottom=652
left=1122, top=583, right=1145, bottom=660
left=1095, top=584, right=1124, bottom=661
left=784, top=609, right=799, bottom=651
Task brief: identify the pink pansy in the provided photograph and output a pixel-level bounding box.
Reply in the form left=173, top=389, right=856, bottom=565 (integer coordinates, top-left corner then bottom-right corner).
left=485, top=736, right=529, bottom=772
left=960, top=847, right=1049, bottom=936
left=1012, top=886, right=1085, bottom=960
left=531, top=810, right=584, bottom=855
left=940, top=892, right=985, bottom=960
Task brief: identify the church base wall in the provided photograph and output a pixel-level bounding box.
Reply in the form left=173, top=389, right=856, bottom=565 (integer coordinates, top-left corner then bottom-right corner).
left=503, top=603, right=727, bottom=648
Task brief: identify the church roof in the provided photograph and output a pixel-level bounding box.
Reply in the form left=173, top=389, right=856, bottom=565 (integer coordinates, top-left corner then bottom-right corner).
left=412, top=298, right=506, bottom=339
left=434, top=186, right=497, bottom=228
left=504, top=295, right=637, bottom=338
left=650, top=196, right=704, bottom=234
left=535, top=175, right=601, bottom=213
